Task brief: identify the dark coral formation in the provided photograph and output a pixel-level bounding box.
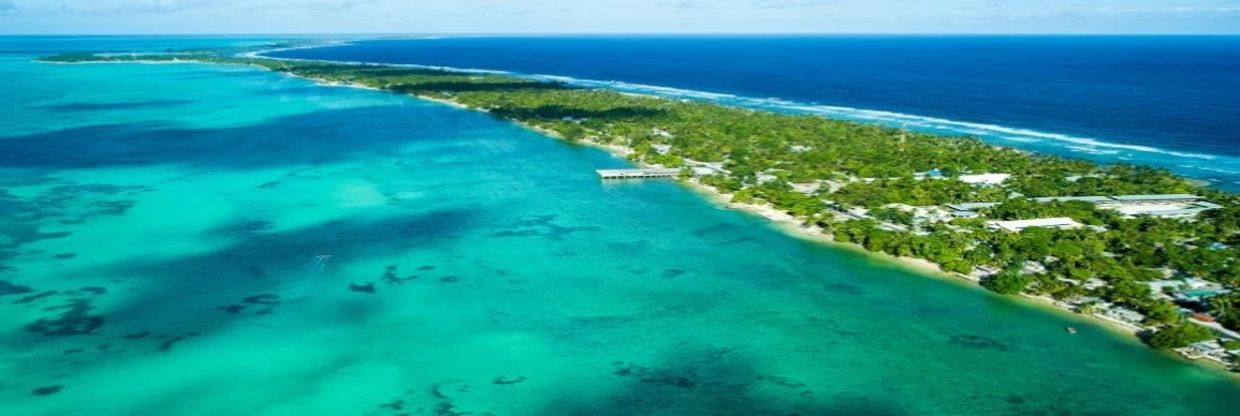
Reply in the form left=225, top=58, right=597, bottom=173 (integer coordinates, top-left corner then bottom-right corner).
left=556, top=348, right=846, bottom=415
left=491, top=375, right=526, bottom=385
left=218, top=304, right=245, bottom=314
left=241, top=294, right=280, bottom=305
left=76, top=286, right=107, bottom=296
left=157, top=332, right=201, bottom=352
left=13, top=290, right=58, bottom=304
left=0, top=280, right=34, bottom=296
left=612, top=361, right=697, bottom=389
left=219, top=293, right=281, bottom=315
left=10, top=284, right=111, bottom=342
left=822, top=281, right=865, bottom=296
left=350, top=282, right=377, bottom=294
left=378, top=399, right=406, bottom=411
left=382, top=265, right=418, bottom=285
left=429, top=381, right=472, bottom=416
left=489, top=214, right=601, bottom=241
left=949, top=334, right=1010, bottom=351
left=122, top=331, right=150, bottom=340
left=0, top=182, right=150, bottom=274
left=24, top=299, right=105, bottom=336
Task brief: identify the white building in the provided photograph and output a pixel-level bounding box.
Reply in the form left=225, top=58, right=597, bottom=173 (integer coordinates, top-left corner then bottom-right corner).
left=958, top=173, right=1011, bottom=186
left=947, top=202, right=1002, bottom=211
left=790, top=182, right=821, bottom=195
left=1083, top=278, right=1108, bottom=290
left=1109, top=194, right=1202, bottom=204
left=882, top=203, right=954, bottom=224
left=1031, top=196, right=1114, bottom=203
left=1101, top=306, right=1146, bottom=325
left=985, top=217, right=1083, bottom=232
left=950, top=210, right=980, bottom=219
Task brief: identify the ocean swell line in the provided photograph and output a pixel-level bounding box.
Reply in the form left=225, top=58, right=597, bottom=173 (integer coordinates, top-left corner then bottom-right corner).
left=257, top=49, right=1232, bottom=172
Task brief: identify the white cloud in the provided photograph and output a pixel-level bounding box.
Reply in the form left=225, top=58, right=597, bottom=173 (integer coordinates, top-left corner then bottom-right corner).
left=3, top=0, right=1239, bottom=34
left=55, top=0, right=226, bottom=14
left=755, top=0, right=841, bottom=9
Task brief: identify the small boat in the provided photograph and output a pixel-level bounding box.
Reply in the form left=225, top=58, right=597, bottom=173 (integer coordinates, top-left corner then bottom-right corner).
left=1065, top=326, right=1078, bottom=334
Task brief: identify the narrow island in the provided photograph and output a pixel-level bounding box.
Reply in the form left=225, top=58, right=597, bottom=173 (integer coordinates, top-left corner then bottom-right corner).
left=40, top=48, right=1240, bottom=373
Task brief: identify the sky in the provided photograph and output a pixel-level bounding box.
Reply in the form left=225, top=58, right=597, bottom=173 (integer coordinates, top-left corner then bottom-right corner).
left=1, top=0, right=1239, bottom=34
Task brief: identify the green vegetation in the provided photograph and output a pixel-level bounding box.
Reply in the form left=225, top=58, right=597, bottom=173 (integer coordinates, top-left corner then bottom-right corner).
left=42, top=51, right=1240, bottom=358
left=1223, top=339, right=1240, bottom=351
left=1147, top=323, right=1215, bottom=349
left=1211, top=292, right=1240, bottom=331
left=981, top=269, right=1033, bottom=295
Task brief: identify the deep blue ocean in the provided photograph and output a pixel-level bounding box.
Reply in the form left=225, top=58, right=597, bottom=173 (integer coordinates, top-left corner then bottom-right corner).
left=271, top=35, right=1240, bottom=188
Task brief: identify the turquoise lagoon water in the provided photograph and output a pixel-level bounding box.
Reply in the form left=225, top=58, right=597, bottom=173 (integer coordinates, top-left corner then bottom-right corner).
left=2, top=38, right=1240, bottom=415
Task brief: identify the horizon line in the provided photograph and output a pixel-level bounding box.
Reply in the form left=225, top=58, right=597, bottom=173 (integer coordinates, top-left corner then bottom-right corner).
left=3, top=32, right=1240, bottom=37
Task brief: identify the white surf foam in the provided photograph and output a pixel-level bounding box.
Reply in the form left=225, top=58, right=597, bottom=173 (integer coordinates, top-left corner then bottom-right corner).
left=253, top=48, right=1236, bottom=176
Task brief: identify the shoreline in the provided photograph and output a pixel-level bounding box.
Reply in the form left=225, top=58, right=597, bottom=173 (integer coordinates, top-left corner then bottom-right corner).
left=246, top=51, right=1240, bottom=193
left=401, top=84, right=1240, bottom=380
left=51, top=54, right=1239, bottom=380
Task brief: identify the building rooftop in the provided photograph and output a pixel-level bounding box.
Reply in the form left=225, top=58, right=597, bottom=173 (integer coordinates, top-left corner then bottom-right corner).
left=947, top=202, right=1002, bottom=211
left=957, top=173, right=1011, bottom=185
left=1104, top=204, right=1201, bottom=217
left=1032, top=196, right=1114, bottom=203
left=985, top=217, right=1083, bottom=232
left=1109, top=194, right=1202, bottom=202
left=1194, top=201, right=1225, bottom=209
left=596, top=168, right=679, bottom=179
left=1136, top=208, right=1209, bottom=218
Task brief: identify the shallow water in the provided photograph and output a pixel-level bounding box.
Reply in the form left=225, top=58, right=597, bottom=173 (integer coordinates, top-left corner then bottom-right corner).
left=2, top=37, right=1240, bottom=415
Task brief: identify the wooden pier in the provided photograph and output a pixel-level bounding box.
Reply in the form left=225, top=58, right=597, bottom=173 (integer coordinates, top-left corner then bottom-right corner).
left=596, top=168, right=680, bottom=179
